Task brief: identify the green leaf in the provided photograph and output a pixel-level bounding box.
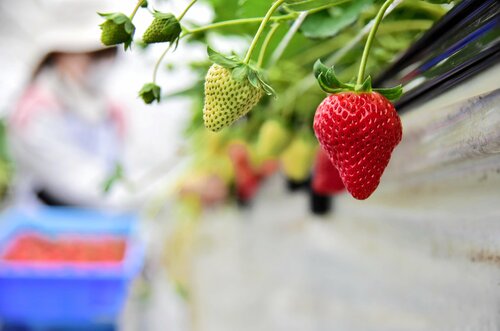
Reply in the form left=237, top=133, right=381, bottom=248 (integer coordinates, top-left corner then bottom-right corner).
left=373, top=85, right=403, bottom=101
left=238, top=0, right=271, bottom=18
left=247, top=69, right=260, bottom=88
left=299, top=0, right=372, bottom=39
left=284, top=0, right=350, bottom=12
left=324, top=65, right=352, bottom=89
left=139, top=83, right=161, bottom=104
left=124, top=21, right=135, bottom=34
left=426, top=0, right=453, bottom=3
left=259, top=79, right=277, bottom=97
left=314, top=60, right=352, bottom=93
left=256, top=71, right=276, bottom=97
left=113, top=16, right=128, bottom=24
left=124, top=42, right=131, bottom=51
left=231, top=64, right=249, bottom=82
left=152, top=11, right=177, bottom=20
left=356, top=75, right=372, bottom=92
left=313, top=59, right=328, bottom=79
left=207, top=47, right=241, bottom=69
left=97, top=12, right=111, bottom=18
left=316, top=72, right=349, bottom=94
left=102, top=163, right=124, bottom=193
left=98, top=12, right=130, bottom=25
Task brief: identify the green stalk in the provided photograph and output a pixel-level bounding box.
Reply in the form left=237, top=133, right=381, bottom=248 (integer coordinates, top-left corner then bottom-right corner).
left=185, top=13, right=297, bottom=35
left=356, top=0, right=396, bottom=87
left=177, top=0, right=198, bottom=21
left=268, top=11, right=308, bottom=67
left=152, top=0, right=197, bottom=83
left=243, top=0, right=286, bottom=64
left=153, top=43, right=174, bottom=83
left=257, top=23, right=281, bottom=68
left=182, top=1, right=347, bottom=37
left=305, top=0, right=351, bottom=14
left=129, top=0, right=145, bottom=20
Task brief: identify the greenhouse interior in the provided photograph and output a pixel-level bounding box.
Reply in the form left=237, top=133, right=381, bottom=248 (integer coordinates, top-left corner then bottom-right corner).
left=0, top=0, right=499, bottom=330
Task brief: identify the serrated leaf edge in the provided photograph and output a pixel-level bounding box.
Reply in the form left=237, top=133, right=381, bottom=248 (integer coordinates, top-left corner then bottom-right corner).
left=373, top=84, right=403, bottom=101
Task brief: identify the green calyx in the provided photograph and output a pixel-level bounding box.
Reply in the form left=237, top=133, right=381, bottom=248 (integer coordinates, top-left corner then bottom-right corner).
left=207, top=47, right=276, bottom=97
left=102, top=163, right=124, bottom=193
left=98, top=12, right=135, bottom=50
left=139, top=83, right=161, bottom=104
left=313, top=60, right=403, bottom=101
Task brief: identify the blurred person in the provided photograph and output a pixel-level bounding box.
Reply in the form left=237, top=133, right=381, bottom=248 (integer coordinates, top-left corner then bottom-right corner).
left=9, top=49, right=125, bottom=207
left=6, top=0, right=132, bottom=209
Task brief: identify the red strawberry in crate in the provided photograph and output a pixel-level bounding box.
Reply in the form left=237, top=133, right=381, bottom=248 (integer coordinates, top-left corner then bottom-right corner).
left=312, top=149, right=345, bottom=195
left=313, top=61, right=403, bottom=200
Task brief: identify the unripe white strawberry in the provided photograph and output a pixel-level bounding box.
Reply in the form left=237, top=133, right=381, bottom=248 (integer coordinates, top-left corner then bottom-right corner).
left=203, top=64, right=264, bottom=132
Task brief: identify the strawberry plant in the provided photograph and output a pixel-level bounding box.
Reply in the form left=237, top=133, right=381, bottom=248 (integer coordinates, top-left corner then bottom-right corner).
left=99, top=0, right=455, bottom=204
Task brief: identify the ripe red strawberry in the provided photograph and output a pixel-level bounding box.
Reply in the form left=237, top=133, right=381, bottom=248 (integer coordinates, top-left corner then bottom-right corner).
left=312, top=149, right=345, bottom=195
left=313, top=61, right=403, bottom=200
left=314, top=92, right=402, bottom=199
left=228, top=143, right=262, bottom=203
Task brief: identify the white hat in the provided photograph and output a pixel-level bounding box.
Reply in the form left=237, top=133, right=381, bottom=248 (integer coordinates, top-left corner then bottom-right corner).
left=0, top=0, right=130, bottom=113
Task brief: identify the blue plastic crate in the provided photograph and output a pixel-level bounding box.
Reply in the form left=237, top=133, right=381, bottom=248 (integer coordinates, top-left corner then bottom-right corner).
left=0, top=207, right=144, bottom=326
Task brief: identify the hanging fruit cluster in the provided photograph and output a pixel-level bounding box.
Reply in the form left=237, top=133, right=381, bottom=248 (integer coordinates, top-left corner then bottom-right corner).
left=99, top=0, right=454, bottom=207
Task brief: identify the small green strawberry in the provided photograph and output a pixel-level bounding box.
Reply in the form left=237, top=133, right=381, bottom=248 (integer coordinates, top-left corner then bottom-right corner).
left=255, top=119, right=290, bottom=160
left=203, top=48, right=275, bottom=132
left=139, top=83, right=161, bottom=104
left=99, top=12, right=135, bottom=50
left=140, top=0, right=149, bottom=8
left=142, top=11, right=181, bottom=45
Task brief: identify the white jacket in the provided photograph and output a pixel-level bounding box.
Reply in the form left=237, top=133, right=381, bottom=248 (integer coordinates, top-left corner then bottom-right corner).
left=9, top=69, right=130, bottom=209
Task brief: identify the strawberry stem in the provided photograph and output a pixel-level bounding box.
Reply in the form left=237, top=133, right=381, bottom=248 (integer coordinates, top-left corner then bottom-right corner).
left=183, top=14, right=297, bottom=36
left=177, top=0, right=198, bottom=21
left=243, top=0, right=286, bottom=65
left=356, top=0, right=397, bottom=88
left=257, top=23, right=281, bottom=68
left=268, top=11, right=308, bottom=68
left=153, top=42, right=174, bottom=83
left=129, top=0, right=146, bottom=20
left=151, top=0, right=196, bottom=83
left=182, top=3, right=340, bottom=37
